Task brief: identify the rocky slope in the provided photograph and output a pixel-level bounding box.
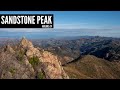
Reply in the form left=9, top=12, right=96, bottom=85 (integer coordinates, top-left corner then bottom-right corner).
left=64, top=55, right=120, bottom=79
left=0, top=37, right=69, bottom=79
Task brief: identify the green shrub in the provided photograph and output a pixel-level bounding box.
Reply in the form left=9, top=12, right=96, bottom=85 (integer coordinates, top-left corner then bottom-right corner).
left=9, top=68, right=16, bottom=75
left=17, top=49, right=25, bottom=61
left=29, top=56, right=39, bottom=67
left=37, top=72, right=45, bottom=79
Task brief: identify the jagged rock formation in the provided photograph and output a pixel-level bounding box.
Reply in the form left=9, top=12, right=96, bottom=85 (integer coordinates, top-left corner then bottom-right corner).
left=40, top=50, right=68, bottom=79
left=5, top=44, right=15, bottom=53
left=0, top=37, right=69, bottom=79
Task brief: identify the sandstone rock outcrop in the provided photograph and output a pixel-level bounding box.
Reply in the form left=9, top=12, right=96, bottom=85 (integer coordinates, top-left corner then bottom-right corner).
left=40, top=50, right=69, bottom=79
left=5, top=44, right=15, bottom=53
left=0, top=37, right=69, bottom=79
left=19, top=37, right=69, bottom=79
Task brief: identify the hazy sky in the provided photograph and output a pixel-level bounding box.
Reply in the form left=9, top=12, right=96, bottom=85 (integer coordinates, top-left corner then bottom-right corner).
left=0, top=11, right=120, bottom=29
left=0, top=11, right=120, bottom=38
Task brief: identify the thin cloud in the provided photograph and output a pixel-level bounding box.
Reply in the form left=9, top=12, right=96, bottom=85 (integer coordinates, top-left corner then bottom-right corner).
left=0, top=28, right=53, bottom=32
left=55, top=23, right=120, bottom=29
left=55, top=23, right=89, bottom=29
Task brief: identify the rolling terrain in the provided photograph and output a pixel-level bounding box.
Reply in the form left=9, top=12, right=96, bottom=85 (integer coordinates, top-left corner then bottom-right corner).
left=64, top=55, right=120, bottom=79
left=0, top=36, right=120, bottom=79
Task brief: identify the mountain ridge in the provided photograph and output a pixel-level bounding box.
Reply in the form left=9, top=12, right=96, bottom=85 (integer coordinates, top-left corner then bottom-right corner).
left=0, top=36, right=120, bottom=79
left=64, top=55, right=120, bottom=79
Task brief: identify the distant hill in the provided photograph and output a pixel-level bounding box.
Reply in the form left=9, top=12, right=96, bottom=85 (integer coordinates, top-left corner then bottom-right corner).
left=64, top=55, right=120, bottom=79
left=80, top=37, right=120, bottom=61
left=31, top=36, right=120, bottom=62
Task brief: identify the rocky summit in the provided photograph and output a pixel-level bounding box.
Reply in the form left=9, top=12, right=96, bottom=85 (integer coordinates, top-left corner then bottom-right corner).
left=0, top=37, right=69, bottom=79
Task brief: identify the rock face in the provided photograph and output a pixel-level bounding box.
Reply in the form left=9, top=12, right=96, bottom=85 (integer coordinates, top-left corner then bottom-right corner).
left=0, top=37, right=69, bottom=79
left=21, top=37, right=69, bottom=79
left=5, top=45, right=15, bottom=53
left=0, top=51, right=35, bottom=79
left=40, top=51, right=69, bottom=79
left=20, top=37, right=34, bottom=49
left=20, top=37, right=40, bottom=58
